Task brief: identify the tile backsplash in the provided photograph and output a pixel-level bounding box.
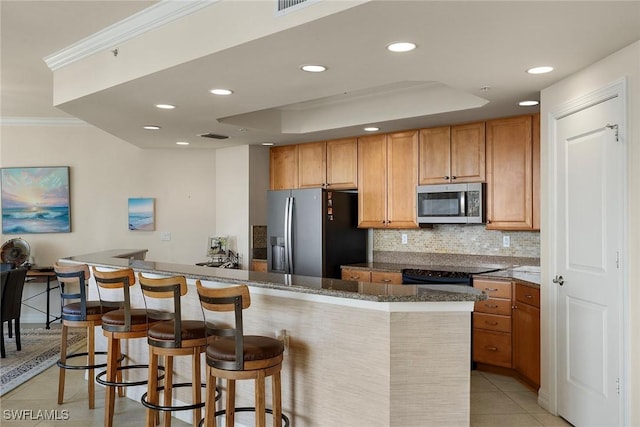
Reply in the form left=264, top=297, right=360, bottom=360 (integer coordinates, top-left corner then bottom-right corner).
left=373, top=225, right=540, bottom=258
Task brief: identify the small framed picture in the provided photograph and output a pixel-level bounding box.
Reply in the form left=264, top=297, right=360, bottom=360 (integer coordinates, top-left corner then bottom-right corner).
left=128, top=198, right=155, bottom=231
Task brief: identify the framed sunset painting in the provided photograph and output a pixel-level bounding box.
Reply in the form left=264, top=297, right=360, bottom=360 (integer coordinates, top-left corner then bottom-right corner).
left=0, top=166, right=71, bottom=233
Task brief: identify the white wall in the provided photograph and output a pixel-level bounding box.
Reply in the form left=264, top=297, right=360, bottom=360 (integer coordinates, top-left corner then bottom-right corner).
left=540, top=40, right=640, bottom=425
left=1, top=124, right=218, bottom=265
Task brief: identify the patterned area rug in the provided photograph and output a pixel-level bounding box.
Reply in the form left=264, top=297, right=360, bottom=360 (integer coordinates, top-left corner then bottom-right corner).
left=0, top=327, right=86, bottom=396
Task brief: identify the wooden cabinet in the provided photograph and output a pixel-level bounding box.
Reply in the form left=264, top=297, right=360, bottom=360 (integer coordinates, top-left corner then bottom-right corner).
left=326, top=138, right=358, bottom=189
left=298, top=141, right=326, bottom=188
left=473, top=278, right=513, bottom=368
left=513, top=283, right=540, bottom=389
left=341, top=267, right=402, bottom=285
left=532, top=113, right=540, bottom=230
left=270, top=145, right=298, bottom=190
left=419, top=122, right=485, bottom=184
left=294, top=138, right=358, bottom=189
left=370, top=271, right=402, bottom=285
left=473, top=277, right=541, bottom=390
left=358, top=131, right=418, bottom=228
left=486, top=114, right=539, bottom=230
left=341, top=268, right=371, bottom=282
left=250, top=259, right=267, bottom=272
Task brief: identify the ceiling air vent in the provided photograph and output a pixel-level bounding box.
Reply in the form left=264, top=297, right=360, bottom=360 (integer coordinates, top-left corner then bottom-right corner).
left=277, top=0, right=308, bottom=13
left=200, top=132, right=229, bottom=140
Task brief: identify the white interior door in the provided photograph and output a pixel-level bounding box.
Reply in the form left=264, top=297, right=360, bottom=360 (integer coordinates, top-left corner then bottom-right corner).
left=554, top=93, right=624, bottom=426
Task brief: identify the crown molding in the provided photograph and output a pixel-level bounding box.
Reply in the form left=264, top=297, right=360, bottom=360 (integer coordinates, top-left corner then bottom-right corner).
left=43, top=0, right=217, bottom=71
left=0, top=117, right=89, bottom=126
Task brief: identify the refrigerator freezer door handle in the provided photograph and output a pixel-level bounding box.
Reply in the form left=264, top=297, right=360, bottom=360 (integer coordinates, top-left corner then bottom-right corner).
left=286, top=197, right=294, bottom=274
left=283, top=197, right=294, bottom=274
left=283, top=197, right=290, bottom=273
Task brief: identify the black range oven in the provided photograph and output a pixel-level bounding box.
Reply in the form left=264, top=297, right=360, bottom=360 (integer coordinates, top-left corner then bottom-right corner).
left=401, top=266, right=501, bottom=286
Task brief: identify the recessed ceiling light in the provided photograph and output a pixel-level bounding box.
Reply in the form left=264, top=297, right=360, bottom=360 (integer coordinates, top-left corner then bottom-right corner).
left=143, top=125, right=161, bottom=130
left=210, top=88, right=233, bottom=96
left=527, top=66, right=554, bottom=74
left=261, top=142, right=275, bottom=146
left=156, top=104, right=176, bottom=109
left=301, top=64, right=327, bottom=73
left=386, top=42, right=416, bottom=53
left=519, top=100, right=540, bottom=107
left=364, top=127, right=380, bottom=132
left=176, top=141, right=189, bottom=146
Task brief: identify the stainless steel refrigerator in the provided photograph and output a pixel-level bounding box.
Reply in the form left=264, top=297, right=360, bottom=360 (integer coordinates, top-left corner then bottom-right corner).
left=267, top=188, right=367, bottom=278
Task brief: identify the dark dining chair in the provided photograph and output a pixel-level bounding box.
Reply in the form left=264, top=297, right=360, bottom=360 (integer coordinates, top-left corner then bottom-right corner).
left=1, top=267, right=28, bottom=358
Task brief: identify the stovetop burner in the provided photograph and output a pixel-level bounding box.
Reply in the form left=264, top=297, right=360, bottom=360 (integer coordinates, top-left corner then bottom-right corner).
left=401, top=266, right=502, bottom=285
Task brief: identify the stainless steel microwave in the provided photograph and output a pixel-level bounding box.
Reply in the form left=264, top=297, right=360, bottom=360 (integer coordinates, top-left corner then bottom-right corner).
left=417, top=182, right=485, bottom=224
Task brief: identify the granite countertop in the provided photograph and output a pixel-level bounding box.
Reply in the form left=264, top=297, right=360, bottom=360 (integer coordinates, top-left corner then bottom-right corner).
left=475, top=266, right=541, bottom=287
left=63, top=250, right=487, bottom=303
left=343, top=261, right=541, bottom=287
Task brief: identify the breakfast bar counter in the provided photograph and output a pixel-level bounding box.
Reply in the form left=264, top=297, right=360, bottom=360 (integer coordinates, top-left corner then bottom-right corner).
left=63, top=250, right=483, bottom=426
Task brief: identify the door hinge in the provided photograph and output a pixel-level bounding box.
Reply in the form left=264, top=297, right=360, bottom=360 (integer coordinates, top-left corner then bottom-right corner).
left=616, top=378, right=621, bottom=395
left=606, top=124, right=620, bottom=142
left=616, top=251, right=620, bottom=269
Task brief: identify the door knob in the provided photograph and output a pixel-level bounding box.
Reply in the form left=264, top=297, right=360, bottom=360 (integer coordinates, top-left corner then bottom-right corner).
left=553, top=275, right=565, bottom=286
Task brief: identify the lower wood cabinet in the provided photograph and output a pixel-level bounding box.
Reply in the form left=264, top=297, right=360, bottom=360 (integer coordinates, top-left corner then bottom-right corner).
left=341, top=268, right=402, bottom=285
left=473, top=329, right=512, bottom=368
left=513, top=283, right=541, bottom=388
left=250, top=259, right=267, bottom=272
left=473, top=278, right=513, bottom=368
left=473, top=278, right=540, bottom=390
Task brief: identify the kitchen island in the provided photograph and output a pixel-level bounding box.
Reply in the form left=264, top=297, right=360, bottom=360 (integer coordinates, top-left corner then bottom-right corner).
left=63, top=250, right=487, bottom=426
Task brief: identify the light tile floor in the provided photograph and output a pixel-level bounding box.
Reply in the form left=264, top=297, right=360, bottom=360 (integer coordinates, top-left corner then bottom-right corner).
left=471, top=370, right=573, bottom=427
left=1, top=357, right=572, bottom=426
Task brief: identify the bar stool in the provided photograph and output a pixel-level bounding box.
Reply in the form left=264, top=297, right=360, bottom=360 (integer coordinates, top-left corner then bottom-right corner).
left=54, top=262, right=117, bottom=409
left=138, top=273, right=209, bottom=427
left=196, top=280, right=289, bottom=427
left=93, top=267, right=165, bottom=427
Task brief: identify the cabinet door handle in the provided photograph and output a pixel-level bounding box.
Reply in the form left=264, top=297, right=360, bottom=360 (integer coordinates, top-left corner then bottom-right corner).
left=484, top=287, right=499, bottom=292
left=485, top=321, right=499, bottom=326
left=486, top=346, right=498, bottom=351
left=451, top=176, right=457, bottom=180
left=381, top=279, right=391, bottom=283
left=444, top=176, right=450, bottom=180
left=525, top=294, right=533, bottom=299
left=485, top=304, right=498, bottom=308
left=349, top=276, right=360, bottom=280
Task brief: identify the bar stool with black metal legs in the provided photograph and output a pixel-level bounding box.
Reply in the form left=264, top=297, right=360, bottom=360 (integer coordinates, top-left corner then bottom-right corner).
left=137, top=273, right=213, bottom=427
left=53, top=262, right=119, bottom=409
left=196, top=280, right=289, bottom=427
left=92, top=267, right=166, bottom=427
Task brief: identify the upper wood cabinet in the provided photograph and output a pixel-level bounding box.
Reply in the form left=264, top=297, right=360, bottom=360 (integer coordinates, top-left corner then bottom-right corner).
left=326, top=138, right=358, bottom=189
left=358, top=131, right=418, bottom=229
left=298, top=138, right=358, bottom=189
left=270, top=145, right=298, bottom=190
left=486, top=115, right=538, bottom=230
left=419, top=122, right=485, bottom=184
left=532, top=113, right=540, bottom=230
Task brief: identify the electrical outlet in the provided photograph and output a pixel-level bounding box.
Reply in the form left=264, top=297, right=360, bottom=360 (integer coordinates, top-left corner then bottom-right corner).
left=502, top=235, right=510, bottom=247
left=160, top=231, right=171, bottom=241
left=401, top=233, right=408, bottom=244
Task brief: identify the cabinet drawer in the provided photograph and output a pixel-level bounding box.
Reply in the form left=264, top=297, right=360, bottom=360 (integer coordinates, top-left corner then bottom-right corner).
left=516, top=284, right=540, bottom=308
left=341, top=268, right=371, bottom=282
left=371, top=271, right=402, bottom=285
left=473, top=312, right=511, bottom=333
left=474, top=298, right=512, bottom=316
left=473, top=279, right=512, bottom=299
left=473, top=329, right=512, bottom=368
